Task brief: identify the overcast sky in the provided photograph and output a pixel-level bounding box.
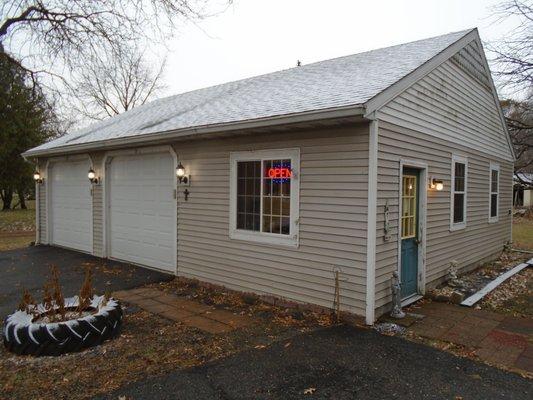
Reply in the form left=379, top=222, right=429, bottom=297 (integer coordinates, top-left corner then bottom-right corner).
left=157, top=0, right=520, bottom=98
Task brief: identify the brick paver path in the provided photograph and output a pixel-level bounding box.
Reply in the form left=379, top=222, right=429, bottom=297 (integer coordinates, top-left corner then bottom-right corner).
left=403, top=302, right=533, bottom=374
left=113, top=287, right=252, bottom=334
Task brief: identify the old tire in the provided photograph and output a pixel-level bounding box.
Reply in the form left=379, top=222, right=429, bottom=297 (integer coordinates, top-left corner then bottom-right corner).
left=3, top=296, right=122, bottom=356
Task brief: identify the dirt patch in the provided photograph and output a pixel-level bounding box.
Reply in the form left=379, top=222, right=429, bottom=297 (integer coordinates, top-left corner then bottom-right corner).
left=428, top=252, right=531, bottom=304
left=480, top=268, right=533, bottom=317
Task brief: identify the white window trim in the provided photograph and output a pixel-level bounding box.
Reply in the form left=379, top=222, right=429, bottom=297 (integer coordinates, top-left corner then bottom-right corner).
left=489, top=162, right=500, bottom=223
left=450, top=154, right=468, bottom=231
left=229, top=148, right=300, bottom=247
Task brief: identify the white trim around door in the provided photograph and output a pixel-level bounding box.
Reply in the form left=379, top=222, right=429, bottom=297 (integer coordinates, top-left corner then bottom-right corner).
left=397, top=159, right=428, bottom=304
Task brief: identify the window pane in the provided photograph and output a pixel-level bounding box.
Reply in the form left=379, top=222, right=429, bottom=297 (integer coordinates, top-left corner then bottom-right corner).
left=491, top=194, right=498, bottom=217
left=272, top=197, right=281, bottom=215
left=453, top=193, right=464, bottom=223
left=271, top=216, right=281, bottom=234
left=281, top=197, right=290, bottom=216
left=236, top=161, right=261, bottom=232
left=454, top=162, right=465, bottom=192
left=281, top=217, right=290, bottom=235
left=263, top=215, right=271, bottom=233
left=491, top=170, right=498, bottom=193
left=237, top=213, right=245, bottom=229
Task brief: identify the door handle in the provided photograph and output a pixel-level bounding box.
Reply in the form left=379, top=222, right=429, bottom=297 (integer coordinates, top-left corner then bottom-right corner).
left=415, top=239, right=421, bottom=245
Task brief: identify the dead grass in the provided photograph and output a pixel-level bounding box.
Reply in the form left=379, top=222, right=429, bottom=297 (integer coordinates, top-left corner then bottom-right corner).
left=512, top=217, right=533, bottom=250
left=0, top=234, right=34, bottom=251
left=0, top=200, right=35, bottom=233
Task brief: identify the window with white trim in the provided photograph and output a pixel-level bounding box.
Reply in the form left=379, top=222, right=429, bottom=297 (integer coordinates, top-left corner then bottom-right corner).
left=489, top=163, right=499, bottom=222
left=450, top=155, right=467, bottom=230
left=229, top=149, right=300, bottom=246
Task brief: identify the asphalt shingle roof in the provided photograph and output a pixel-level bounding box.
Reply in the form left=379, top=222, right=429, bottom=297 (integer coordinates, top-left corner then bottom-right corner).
left=30, top=29, right=471, bottom=154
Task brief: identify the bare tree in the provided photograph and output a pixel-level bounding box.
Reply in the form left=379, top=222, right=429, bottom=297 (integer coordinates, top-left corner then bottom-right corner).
left=71, top=49, right=166, bottom=120
left=490, top=0, right=533, bottom=95
left=0, top=1, right=230, bottom=89
left=490, top=0, right=533, bottom=172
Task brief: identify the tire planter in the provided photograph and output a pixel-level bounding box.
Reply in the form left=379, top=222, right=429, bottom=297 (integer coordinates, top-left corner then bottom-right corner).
left=3, top=295, right=122, bottom=356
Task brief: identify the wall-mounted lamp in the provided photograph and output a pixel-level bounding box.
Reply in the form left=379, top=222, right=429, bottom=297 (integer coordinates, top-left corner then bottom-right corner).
left=88, top=168, right=99, bottom=184
left=429, top=177, right=444, bottom=191
left=176, top=162, right=189, bottom=184
left=33, top=171, right=43, bottom=184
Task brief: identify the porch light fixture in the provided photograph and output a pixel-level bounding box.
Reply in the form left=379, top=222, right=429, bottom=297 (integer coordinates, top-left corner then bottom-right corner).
left=88, top=169, right=99, bottom=184
left=429, top=177, right=444, bottom=191
left=33, top=171, right=43, bottom=184
left=176, top=162, right=188, bottom=184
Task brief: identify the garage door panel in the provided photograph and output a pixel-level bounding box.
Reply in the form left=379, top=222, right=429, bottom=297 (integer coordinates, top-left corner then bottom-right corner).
left=109, top=153, right=176, bottom=272
left=50, top=160, right=92, bottom=252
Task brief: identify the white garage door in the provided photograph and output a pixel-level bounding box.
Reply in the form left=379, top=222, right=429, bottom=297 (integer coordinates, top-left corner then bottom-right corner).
left=50, top=159, right=92, bottom=252
left=108, top=152, right=176, bottom=272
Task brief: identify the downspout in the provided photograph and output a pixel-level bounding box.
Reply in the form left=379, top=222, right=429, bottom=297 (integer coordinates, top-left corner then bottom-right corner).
left=365, top=113, right=379, bottom=325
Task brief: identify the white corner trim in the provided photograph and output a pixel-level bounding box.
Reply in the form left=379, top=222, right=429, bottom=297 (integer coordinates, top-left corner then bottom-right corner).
left=228, top=148, right=300, bottom=248
left=450, top=154, right=468, bottom=231
left=365, top=118, right=379, bottom=325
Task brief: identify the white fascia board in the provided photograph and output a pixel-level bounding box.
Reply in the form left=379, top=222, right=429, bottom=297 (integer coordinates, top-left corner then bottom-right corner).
left=22, top=105, right=365, bottom=158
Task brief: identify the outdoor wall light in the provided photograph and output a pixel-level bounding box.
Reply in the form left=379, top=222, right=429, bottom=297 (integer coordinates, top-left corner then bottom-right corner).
left=88, top=169, right=99, bottom=184
left=176, top=162, right=188, bottom=184
left=429, top=177, right=444, bottom=191
left=33, top=171, right=43, bottom=184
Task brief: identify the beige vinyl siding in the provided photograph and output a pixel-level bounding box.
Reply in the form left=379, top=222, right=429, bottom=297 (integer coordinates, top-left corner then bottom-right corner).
left=174, top=125, right=369, bottom=315
left=375, top=123, right=512, bottom=309
left=374, top=41, right=513, bottom=311
left=91, top=153, right=104, bottom=257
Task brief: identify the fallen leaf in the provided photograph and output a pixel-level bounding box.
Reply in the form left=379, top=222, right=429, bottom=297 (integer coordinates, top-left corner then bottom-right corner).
left=254, top=344, right=266, bottom=349
left=284, top=342, right=291, bottom=348
left=303, top=387, right=316, bottom=395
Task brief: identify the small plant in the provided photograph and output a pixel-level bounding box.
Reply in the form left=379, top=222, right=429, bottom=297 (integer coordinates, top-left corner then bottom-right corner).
left=18, top=288, right=37, bottom=316
left=77, top=265, right=94, bottom=315
left=50, top=265, right=66, bottom=320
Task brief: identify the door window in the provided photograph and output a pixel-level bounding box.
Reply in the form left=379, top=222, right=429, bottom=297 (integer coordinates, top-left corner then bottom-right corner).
left=401, top=175, right=417, bottom=239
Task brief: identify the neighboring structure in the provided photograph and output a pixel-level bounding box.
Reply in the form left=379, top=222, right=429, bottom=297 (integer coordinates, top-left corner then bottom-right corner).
left=24, top=29, right=515, bottom=324
left=514, top=172, right=533, bottom=207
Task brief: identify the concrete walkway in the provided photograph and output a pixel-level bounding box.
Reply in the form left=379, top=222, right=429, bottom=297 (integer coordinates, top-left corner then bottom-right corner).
left=114, top=287, right=253, bottom=334
left=403, top=302, right=533, bottom=374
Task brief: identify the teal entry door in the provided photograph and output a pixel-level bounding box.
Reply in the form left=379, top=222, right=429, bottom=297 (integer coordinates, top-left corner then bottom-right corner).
left=400, top=168, right=420, bottom=299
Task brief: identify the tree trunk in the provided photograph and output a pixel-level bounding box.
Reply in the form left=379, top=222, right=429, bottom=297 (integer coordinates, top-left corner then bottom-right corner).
left=1, top=189, right=13, bottom=210
left=17, top=189, right=27, bottom=209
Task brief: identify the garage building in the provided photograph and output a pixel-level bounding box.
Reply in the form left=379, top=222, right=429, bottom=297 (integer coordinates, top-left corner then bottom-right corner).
left=24, top=29, right=515, bottom=324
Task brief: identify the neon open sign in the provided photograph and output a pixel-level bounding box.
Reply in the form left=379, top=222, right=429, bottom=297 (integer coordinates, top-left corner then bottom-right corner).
left=267, top=167, right=292, bottom=179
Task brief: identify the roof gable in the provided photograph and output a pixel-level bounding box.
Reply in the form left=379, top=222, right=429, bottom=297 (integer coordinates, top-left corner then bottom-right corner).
left=366, top=29, right=515, bottom=161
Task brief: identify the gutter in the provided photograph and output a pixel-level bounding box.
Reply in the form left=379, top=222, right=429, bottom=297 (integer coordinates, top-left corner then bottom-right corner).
left=23, top=104, right=365, bottom=158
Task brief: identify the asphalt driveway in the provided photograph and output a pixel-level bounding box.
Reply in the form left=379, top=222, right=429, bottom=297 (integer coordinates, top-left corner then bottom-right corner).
left=99, top=325, right=532, bottom=400
left=0, top=245, right=172, bottom=318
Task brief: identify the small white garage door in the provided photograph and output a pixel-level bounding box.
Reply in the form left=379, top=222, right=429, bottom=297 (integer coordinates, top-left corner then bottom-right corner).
left=50, top=159, right=92, bottom=252
left=108, top=152, right=176, bottom=272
